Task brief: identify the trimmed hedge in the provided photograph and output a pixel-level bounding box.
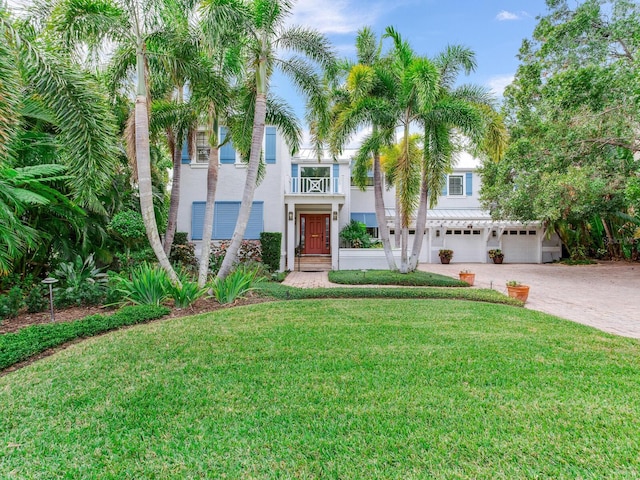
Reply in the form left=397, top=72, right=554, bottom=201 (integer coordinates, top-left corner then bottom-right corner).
left=0, top=305, right=170, bottom=371
left=260, top=232, right=282, bottom=271
left=328, top=269, right=468, bottom=287
left=256, top=282, right=524, bottom=306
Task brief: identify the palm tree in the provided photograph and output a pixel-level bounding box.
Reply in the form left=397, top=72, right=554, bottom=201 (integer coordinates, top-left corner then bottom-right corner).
left=331, top=27, right=399, bottom=270
left=48, top=0, right=187, bottom=284
left=214, top=0, right=335, bottom=280
left=0, top=7, right=119, bottom=273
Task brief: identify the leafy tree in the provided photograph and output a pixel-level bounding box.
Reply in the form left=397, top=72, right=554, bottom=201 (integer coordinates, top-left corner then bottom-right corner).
left=480, top=0, right=640, bottom=260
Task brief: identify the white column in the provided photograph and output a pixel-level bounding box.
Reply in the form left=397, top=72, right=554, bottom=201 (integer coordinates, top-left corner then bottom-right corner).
left=331, top=203, right=340, bottom=270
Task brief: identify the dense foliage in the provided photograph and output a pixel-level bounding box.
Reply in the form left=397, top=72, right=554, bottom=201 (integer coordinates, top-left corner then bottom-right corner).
left=259, top=232, right=282, bottom=271
left=480, top=0, right=640, bottom=260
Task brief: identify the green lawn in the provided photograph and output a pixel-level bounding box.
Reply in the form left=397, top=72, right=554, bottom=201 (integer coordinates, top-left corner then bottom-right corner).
left=1, top=300, right=639, bottom=478
left=328, top=269, right=466, bottom=286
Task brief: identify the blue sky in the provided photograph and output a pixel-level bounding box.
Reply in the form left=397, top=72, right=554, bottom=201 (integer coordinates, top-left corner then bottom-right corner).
left=275, top=0, right=550, bottom=141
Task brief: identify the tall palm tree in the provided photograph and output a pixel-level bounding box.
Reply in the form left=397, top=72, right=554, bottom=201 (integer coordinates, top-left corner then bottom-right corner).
left=49, top=0, right=187, bottom=284
left=331, top=27, right=398, bottom=270
left=214, top=0, right=335, bottom=280
left=0, top=7, right=118, bottom=273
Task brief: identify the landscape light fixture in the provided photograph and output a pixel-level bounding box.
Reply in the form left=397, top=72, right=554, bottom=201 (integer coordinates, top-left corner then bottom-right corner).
left=41, top=277, right=59, bottom=322
left=332, top=211, right=338, bottom=221
left=289, top=211, right=294, bottom=221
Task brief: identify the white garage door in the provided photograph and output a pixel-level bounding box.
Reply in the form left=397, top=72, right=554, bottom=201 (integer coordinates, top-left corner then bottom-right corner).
left=502, top=229, right=539, bottom=263
left=444, top=229, right=485, bottom=263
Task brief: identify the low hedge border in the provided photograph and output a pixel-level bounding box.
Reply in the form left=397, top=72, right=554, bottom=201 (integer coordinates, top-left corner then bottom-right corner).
left=256, top=282, right=524, bottom=306
left=0, top=305, right=170, bottom=371
left=328, top=270, right=468, bottom=287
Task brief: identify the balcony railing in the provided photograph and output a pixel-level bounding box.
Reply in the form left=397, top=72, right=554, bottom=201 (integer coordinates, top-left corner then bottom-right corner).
left=288, top=176, right=342, bottom=194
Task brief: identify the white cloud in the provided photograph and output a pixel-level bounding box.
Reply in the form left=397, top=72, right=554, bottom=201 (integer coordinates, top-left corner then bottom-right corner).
left=487, top=74, right=514, bottom=98
left=496, top=10, right=520, bottom=21
left=289, top=0, right=383, bottom=34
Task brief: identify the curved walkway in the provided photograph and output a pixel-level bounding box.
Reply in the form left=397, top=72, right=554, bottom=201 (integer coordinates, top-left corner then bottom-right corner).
left=283, top=262, right=640, bottom=339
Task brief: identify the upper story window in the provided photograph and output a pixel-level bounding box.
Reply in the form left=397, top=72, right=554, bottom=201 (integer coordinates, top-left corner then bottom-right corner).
left=448, top=175, right=464, bottom=196
left=196, top=132, right=210, bottom=163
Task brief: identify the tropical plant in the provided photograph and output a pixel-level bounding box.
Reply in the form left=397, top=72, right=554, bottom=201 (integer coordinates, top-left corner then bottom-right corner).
left=116, top=263, right=170, bottom=306
left=52, top=254, right=109, bottom=306
left=339, top=220, right=373, bottom=248
left=215, top=0, right=335, bottom=280
left=259, top=232, right=282, bottom=271
left=0, top=286, right=24, bottom=320
left=210, top=266, right=259, bottom=304
left=165, top=270, right=205, bottom=308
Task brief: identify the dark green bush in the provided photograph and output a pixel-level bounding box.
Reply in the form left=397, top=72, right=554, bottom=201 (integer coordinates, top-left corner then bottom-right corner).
left=173, top=232, right=189, bottom=245
left=25, top=285, right=49, bottom=313
left=170, top=243, right=197, bottom=270
left=260, top=232, right=282, bottom=271
left=0, top=286, right=24, bottom=320
left=0, top=305, right=170, bottom=370
left=339, top=220, right=372, bottom=248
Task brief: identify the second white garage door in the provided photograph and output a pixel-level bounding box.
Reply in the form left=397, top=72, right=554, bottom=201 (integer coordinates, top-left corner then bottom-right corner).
left=502, top=229, right=539, bottom=263
left=444, top=229, right=485, bottom=263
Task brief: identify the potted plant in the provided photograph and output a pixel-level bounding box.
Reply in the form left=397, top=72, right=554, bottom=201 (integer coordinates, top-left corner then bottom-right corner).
left=459, top=269, right=475, bottom=286
left=506, top=280, right=530, bottom=302
left=488, top=249, right=504, bottom=264
left=438, top=249, right=453, bottom=264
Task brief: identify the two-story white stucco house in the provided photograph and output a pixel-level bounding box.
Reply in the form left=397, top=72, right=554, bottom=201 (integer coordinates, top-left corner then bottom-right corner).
left=176, top=128, right=562, bottom=270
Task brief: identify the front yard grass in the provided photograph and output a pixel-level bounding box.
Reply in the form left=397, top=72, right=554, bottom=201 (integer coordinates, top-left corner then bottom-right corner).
left=1, top=299, right=639, bottom=478
left=329, top=269, right=466, bottom=286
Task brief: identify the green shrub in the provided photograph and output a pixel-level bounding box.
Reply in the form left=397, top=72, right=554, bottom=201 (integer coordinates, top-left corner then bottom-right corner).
left=260, top=232, right=282, bottom=271
left=116, top=263, right=170, bottom=306
left=0, top=286, right=24, bottom=320
left=210, top=267, right=259, bottom=304
left=339, top=220, right=372, bottom=248
left=169, top=243, right=197, bottom=270
left=173, top=232, right=189, bottom=245
left=166, top=270, right=206, bottom=308
left=108, top=210, right=146, bottom=250
left=0, top=305, right=169, bottom=370
left=25, top=285, right=49, bottom=313
left=53, top=254, right=108, bottom=307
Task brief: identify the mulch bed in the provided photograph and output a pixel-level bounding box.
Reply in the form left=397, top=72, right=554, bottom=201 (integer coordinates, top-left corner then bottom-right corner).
left=0, top=294, right=271, bottom=336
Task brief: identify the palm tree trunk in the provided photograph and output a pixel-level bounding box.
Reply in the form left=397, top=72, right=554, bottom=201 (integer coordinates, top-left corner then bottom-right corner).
left=163, top=138, right=182, bottom=255
left=217, top=93, right=267, bottom=280
left=198, top=122, right=220, bottom=287
left=394, top=193, right=401, bottom=248
left=409, top=168, right=428, bottom=270
left=135, top=49, right=179, bottom=285
left=400, top=226, right=409, bottom=273
left=373, top=151, right=396, bottom=270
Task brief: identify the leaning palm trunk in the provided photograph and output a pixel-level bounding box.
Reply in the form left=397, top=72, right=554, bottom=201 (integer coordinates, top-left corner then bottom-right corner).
left=400, top=226, right=410, bottom=273
left=163, top=139, right=182, bottom=255
left=409, top=170, right=429, bottom=271
left=198, top=136, right=220, bottom=287
left=135, top=51, right=180, bottom=285
left=394, top=194, right=401, bottom=248
left=217, top=93, right=267, bottom=280
left=373, top=151, right=396, bottom=270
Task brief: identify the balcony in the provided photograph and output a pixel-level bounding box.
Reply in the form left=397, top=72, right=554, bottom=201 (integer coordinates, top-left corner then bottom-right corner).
left=286, top=176, right=343, bottom=195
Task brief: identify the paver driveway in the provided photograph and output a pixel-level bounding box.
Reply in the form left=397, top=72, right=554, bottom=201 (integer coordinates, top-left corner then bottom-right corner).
left=421, top=262, right=640, bottom=339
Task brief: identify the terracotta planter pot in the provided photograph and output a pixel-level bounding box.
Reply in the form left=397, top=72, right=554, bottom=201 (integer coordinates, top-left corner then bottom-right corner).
left=493, top=256, right=504, bottom=264
left=440, top=257, right=451, bottom=264
left=459, top=273, right=475, bottom=286
left=507, top=285, right=530, bottom=303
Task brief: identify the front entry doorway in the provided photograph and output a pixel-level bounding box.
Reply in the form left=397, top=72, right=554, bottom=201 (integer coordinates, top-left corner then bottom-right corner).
left=301, top=214, right=330, bottom=254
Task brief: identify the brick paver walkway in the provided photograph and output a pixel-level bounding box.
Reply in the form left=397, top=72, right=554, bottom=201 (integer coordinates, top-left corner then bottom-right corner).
left=283, top=262, right=640, bottom=339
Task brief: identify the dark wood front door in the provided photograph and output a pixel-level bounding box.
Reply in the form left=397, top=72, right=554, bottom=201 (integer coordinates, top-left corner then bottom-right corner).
left=302, top=214, right=330, bottom=254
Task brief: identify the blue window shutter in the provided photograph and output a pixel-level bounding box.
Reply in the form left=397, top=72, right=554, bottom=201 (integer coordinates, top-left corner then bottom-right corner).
left=220, top=127, right=236, bottom=164
left=191, top=202, right=205, bottom=240
left=265, top=127, right=276, bottom=164
left=333, top=163, right=339, bottom=178
left=291, top=164, right=298, bottom=193
left=212, top=202, right=264, bottom=240
left=181, top=139, right=190, bottom=164
left=441, top=175, right=448, bottom=196
left=466, top=172, right=473, bottom=196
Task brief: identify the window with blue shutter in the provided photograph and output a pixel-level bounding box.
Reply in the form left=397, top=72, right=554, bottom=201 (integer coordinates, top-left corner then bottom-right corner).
left=219, top=127, right=236, bottom=164
left=265, top=126, right=276, bottom=164
left=191, top=201, right=264, bottom=240
left=465, top=172, right=473, bottom=196
left=333, top=164, right=340, bottom=193
left=181, top=139, right=190, bottom=164
left=351, top=212, right=378, bottom=228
